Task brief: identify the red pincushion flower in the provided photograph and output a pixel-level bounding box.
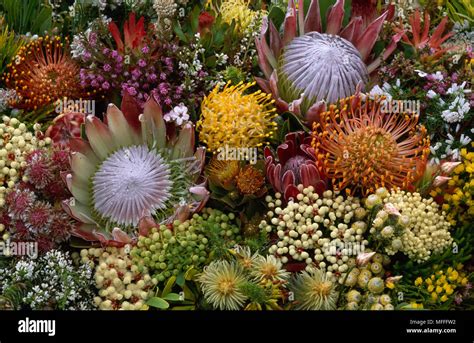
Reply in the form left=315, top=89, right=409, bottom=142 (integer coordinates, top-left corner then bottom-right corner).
left=264, top=131, right=326, bottom=201
left=198, top=12, right=215, bottom=33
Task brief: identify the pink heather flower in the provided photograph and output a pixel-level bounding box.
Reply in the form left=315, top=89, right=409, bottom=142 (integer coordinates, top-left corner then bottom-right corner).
left=111, top=50, right=119, bottom=58
left=127, top=87, right=137, bottom=96
left=138, top=59, right=146, bottom=67
left=102, top=81, right=110, bottom=90
left=142, top=46, right=150, bottom=54
left=103, top=64, right=112, bottom=72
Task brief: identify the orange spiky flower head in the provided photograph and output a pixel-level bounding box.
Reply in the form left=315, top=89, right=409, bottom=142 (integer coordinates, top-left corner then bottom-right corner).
left=311, top=94, right=430, bottom=196
left=3, top=36, right=84, bottom=111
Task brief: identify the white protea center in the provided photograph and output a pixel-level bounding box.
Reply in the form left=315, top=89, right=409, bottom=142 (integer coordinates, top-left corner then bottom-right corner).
left=92, top=145, right=172, bottom=227
left=278, top=32, right=368, bottom=111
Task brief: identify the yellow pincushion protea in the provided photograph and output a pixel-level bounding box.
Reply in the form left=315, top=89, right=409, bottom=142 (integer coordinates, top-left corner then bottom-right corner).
left=197, top=81, right=277, bottom=153
left=207, top=0, right=258, bottom=31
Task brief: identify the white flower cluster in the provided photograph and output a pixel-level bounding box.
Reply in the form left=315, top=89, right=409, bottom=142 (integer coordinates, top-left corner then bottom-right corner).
left=177, top=34, right=206, bottom=92
left=153, top=0, right=177, bottom=17
left=0, top=116, right=51, bottom=208
left=369, top=188, right=452, bottom=263
left=440, top=82, right=471, bottom=123
left=81, top=246, right=157, bottom=310
left=0, top=250, right=95, bottom=310
left=0, top=89, right=16, bottom=112
left=163, top=103, right=190, bottom=126
left=259, top=185, right=368, bottom=280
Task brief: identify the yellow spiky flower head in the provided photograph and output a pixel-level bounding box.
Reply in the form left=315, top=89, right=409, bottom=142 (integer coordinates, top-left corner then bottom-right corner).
left=197, top=81, right=277, bottom=153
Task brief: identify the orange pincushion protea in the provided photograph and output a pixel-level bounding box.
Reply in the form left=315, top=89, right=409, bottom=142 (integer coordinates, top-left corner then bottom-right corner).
left=3, top=36, right=84, bottom=111
left=311, top=95, right=430, bottom=196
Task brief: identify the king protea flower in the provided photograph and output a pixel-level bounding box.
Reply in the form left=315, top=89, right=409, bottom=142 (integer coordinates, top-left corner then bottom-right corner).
left=62, top=97, right=209, bottom=246
left=255, top=0, right=401, bottom=125
left=265, top=131, right=326, bottom=201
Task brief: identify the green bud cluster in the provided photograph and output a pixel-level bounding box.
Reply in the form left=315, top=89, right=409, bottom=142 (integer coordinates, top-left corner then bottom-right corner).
left=131, top=208, right=242, bottom=283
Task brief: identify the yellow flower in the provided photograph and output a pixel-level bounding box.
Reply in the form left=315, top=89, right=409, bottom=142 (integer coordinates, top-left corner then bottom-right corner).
left=456, top=263, right=464, bottom=270
left=197, top=82, right=277, bottom=153
left=415, top=277, right=423, bottom=286
left=425, top=278, right=432, bottom=285
left=427, top=284, right=434, bottom=292
left=461, top=278, right=468, bottom=286
left=449, top=270, right=459, bottom=281
left=440, top=295, right=448, bottom=302
left=445, top=287, right=454, bottom=295
left=436, top=286, right=443, bottom=293
left=431, top=292, right=438, bottom=300
left=386, top=281, right=395, bottom=289
left=213, top=0, right=259, bottom=31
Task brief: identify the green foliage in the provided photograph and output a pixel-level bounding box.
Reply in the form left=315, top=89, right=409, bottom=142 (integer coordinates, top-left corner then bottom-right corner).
left=146, top=269, right=201, bottom=310
left=0, top=0, right=52, bottom=34
left=0, top=20, right=24, bottom=78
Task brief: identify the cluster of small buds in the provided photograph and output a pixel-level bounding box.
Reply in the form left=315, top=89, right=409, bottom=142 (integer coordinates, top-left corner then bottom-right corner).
left=368, top=188, right=452, bottom=263
left=0, top=116, right=50, bottom=207
left=339, top=252, right=390, bottom=286
left=260, top=185, right=368, bottom=280
left=343, top=253, right=394, bottom=310
left=81, top=246, right=157, bottom=310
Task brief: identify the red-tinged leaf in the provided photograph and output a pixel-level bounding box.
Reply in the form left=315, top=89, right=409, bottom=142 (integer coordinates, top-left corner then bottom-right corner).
left=340, top=16, right=363, bottom=43
left=282, top=0, right=297, bottom=45
left=297, top=0, right=305, bottom=35
left=429, top=16, right=454, bottom=49
left=367, top=30, right=404, bottom=73
left=269, top=21, right=282, bottom=59
left=111, top=227, right=133, bottom=244
left=304, top=0, right=322, bottom=33
left=124, top=13, right=134, bottom=50
left=255, top=38, right=274, bottom=79
left=255, top=77, right=272, bottom=94
left=420, top=11, right=430, bottom=47
left=326, top=0, right=344, bottom=35
left=305, top=100, right=326, bottom=127
left=354, top=10, right=388, bottom=61
left=410, top=9, right=421, bottom=47
left=108, top=21, right=124, bottom=52
left=138, top=216, right=158, bottom=236
left=120, top=90, right=141, bottom=133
